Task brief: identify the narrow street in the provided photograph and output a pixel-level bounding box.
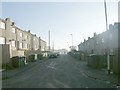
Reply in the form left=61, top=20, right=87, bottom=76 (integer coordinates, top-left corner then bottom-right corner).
left=2, top=54, right=115, bottom=88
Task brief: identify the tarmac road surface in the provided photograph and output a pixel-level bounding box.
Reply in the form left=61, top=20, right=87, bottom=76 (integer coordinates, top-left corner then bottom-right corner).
left=2, top=54, right=115, bottom=88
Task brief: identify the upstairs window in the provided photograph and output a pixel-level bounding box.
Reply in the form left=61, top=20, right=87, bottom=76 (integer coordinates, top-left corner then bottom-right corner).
left=102, top=38, right=104, bottom=43
left=0, top=22, right=5, bottom=30
left=88, top=42, right=89, bottom=46
left=19, top=42, right=23, bottom=49
left=0, top=37, right=5, bottom=44
left=34, top=38, right=36, bottom=41
left=25, top=44, right=28, bottom=49
left=12, top=28, right=16, bottom=33
left=11, top=40, right=16, bottom=47
left=96, top=40, right=98, bottom=44
left=110, top=34, right=112, bottom=39
left=20, top=32, right=23, bottom=37
left=25, top=35, right=28, bottom=39
left=35, top=45, right=37, bottom=49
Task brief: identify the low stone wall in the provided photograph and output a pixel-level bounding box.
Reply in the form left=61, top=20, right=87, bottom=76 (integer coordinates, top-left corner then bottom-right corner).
left=87, top=55, right=107, bottom=68
left=112, top=55, right=120, bottom=74
left=24, top=50, right=42, bottom=57
left=0, top=44, right=10, bottom=65
left=0, top=45, right=2, bottom=69
left=87, top=54, right=120, bottom=75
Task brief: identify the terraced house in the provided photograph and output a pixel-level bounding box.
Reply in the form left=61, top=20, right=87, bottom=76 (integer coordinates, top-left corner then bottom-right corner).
left=78, top=22, right=120, bottom=74
left=0, top=18, right=47, bottom=65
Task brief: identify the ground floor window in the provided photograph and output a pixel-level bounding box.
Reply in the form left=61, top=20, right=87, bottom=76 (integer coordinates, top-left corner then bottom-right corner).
left=19, top=42, right=23, bottom=49
left=0, top=37, right=5, bottom=44
left=11, top=40, right=16, bottom=47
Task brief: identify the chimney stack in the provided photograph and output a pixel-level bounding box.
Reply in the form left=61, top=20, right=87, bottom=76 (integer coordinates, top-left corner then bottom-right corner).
left=94, top=33, right=96, bottom=37
left=28, top=30, right=30, bottom=33
left=5, top=18, right=10, bottom=21
left=12, top=22, right=15, bottom=26
left=88, top=37, right=90, bottom=40
left=84, top=39, right=86, bottom=42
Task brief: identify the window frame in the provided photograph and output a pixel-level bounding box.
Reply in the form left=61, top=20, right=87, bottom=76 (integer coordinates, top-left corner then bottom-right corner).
left=11, top=40, right=16, bottom=47
left=25, top=43, right=28, bottom=49
left=110, top=34, right=112, bottom=39
left=20, top=32, right=23, bottom=37
left=0, top=37, right=5, bottom=44
left=12, top=27, right=16, bottom=33
left=25, top=35, right=28, bottom=39
left=102, top=38, right=104, bottom=43
left=0, top=22, right=5, bottom=30
left=19, top=42, right=23, bottom=49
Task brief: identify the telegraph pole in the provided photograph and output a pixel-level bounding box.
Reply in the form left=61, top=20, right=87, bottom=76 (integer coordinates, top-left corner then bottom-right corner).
left=104, top=0, right=108, bottom=31
left=117, top=2, right=120, bottom=88
left=52, top=41, right=54, bottom=51
left=48, top=30, right=50, bottom=52
left=104, top=0, right=110, bottom=75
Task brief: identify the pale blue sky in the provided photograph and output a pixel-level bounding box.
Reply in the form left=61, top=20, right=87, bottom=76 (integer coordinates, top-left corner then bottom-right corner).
left=1, top=1, right=118, bottom=50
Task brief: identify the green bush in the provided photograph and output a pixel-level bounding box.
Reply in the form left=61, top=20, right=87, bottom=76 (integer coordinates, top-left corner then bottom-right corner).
left=11, top=56, right=26, bottom=68
left=29, top=55, right=35, bottom=62
left=37, top=54, right=43, bottom=60
left=43, top=56, right=49, bottom=60
left=2, top=62, right=14, bottom=70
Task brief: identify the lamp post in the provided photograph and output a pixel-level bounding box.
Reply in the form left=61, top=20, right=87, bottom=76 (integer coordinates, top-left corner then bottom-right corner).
left=67, top=42, right=68, bottom=49
left=48, top=30, right=50, bottom=52
left=70, top=34, right=73, bottom=47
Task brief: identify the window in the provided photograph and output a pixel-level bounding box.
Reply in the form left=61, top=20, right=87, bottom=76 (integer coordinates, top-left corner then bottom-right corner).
left=102, top=38, right=104, bottom=43
left=41, top=46, right=44, bottom=51
left=20, top=33, right=23, bottom=37
left=35, top=45, right=37, bottom=49
left=25, top=35, right=28, bottom=39
left=25, top=44, right=28, bottom=49
left=110, top=34, right=112, bottom=39
left=88, top=42, right=89, bottom=46
left=110, top=49, right=113, bottom=55
left=91, top=49, right=94, bottom=54
left=97, top=40, right=98, bottom=44
left=27, top=44, right=29, bottom=49
left=19, top=42, right=23, bottom=49
left=104, top=49, right=107, bottom=55
left=11, top=40, right=16, bottom=47
left=34, top=38, right=36, bottom=41
left=12, top=28, right=16, bottom=33
left=0, top=22, right=5, bottom=29
left=0, top=37, right=5, bottom=44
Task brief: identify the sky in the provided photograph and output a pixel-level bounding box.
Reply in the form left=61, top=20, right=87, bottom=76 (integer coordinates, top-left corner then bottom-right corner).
left=1, top=0, right=119, bottom=50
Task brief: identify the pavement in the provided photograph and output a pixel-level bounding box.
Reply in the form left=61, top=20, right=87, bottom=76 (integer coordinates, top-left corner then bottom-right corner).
left=2, top=54, right=119, bottom=88
left=73, top=59, right=118, bottom=85
left=2, top=59, right=46, bottom=79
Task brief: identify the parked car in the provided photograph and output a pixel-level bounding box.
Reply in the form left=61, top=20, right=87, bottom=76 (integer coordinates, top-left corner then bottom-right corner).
left=49, top=53, right=57, bottom=58
left=56, top=53, right=60, bottom=56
